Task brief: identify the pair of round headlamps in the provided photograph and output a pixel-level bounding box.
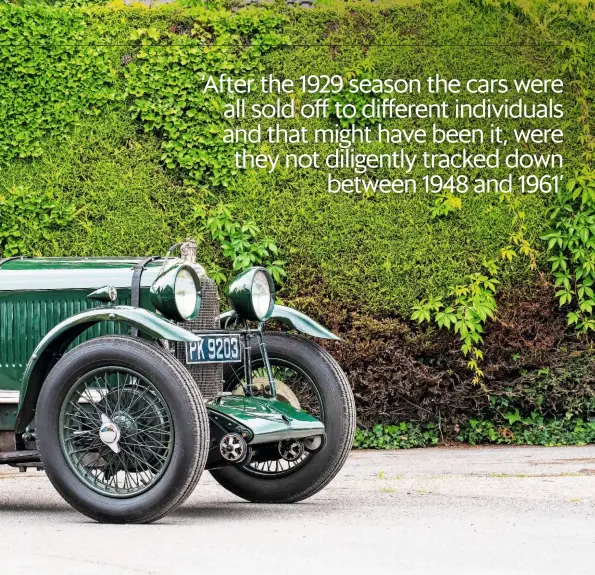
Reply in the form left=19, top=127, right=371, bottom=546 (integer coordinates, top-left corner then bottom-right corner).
left=150, top=265, right=275, bottom=323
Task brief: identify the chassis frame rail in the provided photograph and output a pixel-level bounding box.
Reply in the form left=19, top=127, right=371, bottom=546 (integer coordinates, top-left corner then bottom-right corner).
left=0, top=450, right=41, bottom=464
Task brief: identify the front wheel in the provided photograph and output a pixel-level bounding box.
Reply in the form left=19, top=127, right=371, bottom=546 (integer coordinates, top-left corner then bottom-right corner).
left=210, top=333, right=355, bottom=503
left=36, top=336, right=209, bottom=524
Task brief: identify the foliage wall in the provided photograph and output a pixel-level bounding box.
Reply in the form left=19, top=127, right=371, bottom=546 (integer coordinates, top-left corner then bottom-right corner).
left=1, top=0, right=595, bottom=445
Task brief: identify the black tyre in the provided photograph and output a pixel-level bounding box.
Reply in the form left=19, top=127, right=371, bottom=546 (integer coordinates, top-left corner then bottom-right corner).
left=210, top=333, right=355, bottom=503
left=36, top=336, right=209, bottom=524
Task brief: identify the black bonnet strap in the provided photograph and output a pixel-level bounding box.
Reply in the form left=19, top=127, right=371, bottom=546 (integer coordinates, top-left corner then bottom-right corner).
left=130, top=256, right=160, bottom=336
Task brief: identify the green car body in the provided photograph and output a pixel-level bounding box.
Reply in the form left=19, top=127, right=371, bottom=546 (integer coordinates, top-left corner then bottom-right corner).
left=0, top=255, right=334, bottom=446
left=0, top=249, right=354, bottom=523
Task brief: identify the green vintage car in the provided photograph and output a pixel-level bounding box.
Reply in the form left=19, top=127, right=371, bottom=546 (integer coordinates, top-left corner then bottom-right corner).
left=0, top=241, right=355, bottom=523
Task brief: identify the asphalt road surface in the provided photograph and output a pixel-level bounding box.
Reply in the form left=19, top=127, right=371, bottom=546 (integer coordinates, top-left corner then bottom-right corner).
left=1, top=445, right=594, bottom=574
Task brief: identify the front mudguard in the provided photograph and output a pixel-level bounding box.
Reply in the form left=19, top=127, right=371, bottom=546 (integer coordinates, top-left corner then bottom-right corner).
left=16, top=306, right=202, bottom=433
left=220, top=304, right=340, bottom=340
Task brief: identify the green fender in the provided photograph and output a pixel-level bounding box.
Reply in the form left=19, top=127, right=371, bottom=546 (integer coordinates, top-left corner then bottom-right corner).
left=15, top=306, right=201, bottom=433
left=220, top=304, right=340, bottom=341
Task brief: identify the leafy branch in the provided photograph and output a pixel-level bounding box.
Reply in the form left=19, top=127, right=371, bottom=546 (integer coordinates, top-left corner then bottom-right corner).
left=414, top=191, right=539, bottom=383
left=412, top=262, right=498, bottom=384
left=124, top=10, right=288, bottom=189
left=542, top=167, right=595, bottom=332
left=539, top=7, right=595, bottom=333
left=192, top=203, right=286, bottom=285
left=430, top=192, right=462, bottom=219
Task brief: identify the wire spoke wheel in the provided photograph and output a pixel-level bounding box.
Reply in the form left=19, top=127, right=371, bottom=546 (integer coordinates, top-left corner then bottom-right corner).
left=213, top=334, right=355, bottom=504
left=59, top=366, right=174, bottom=498
left=226, top=359, right=324, bottom=478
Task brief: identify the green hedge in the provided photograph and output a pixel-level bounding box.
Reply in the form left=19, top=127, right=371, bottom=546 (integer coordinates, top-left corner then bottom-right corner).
left=0, top=1, right=581, bottom=312
left=1, top=0, right=594, bottom=441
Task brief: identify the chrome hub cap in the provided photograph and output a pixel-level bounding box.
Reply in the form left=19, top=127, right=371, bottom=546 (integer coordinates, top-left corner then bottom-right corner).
left=99, top=414, right=121, bottom=454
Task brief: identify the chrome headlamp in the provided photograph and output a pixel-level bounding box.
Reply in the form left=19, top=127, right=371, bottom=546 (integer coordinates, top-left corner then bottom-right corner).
left=228, top=267, right=275, bottom=322
left=150, top=264, right=201, bottom=322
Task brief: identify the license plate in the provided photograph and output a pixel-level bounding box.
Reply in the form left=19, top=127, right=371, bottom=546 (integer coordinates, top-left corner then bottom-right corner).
left=185, top=334, right=242, bottom=364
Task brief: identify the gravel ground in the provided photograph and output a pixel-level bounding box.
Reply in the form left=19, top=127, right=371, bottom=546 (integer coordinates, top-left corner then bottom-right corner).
left=1, top=445, right=594, bottom=574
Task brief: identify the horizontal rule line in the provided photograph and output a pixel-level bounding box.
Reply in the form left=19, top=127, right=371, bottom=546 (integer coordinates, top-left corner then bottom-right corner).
left=0, top=42, right=566, bottom=48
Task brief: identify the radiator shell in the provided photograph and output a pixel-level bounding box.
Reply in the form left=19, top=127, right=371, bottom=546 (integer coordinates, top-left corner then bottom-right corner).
left=175, top=274, right=223, bottom=401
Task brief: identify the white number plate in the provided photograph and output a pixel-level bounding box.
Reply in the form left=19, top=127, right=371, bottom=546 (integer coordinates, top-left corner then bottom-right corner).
left=185, top=334, right=242, bottom=364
